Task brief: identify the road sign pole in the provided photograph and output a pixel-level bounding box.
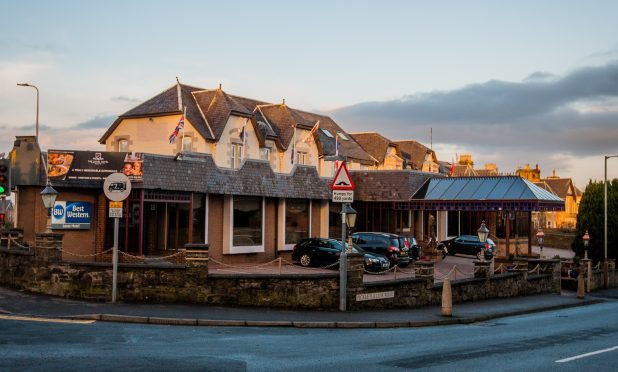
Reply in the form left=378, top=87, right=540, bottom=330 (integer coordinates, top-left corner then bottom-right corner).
left=112, top=217, right=119, bottom=303
left=339, top=203, right=347, bottom=311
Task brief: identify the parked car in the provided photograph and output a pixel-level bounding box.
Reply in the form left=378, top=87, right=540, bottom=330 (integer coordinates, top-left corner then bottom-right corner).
left=291, top=238, right=390, bottom=273
left=437, top=235, right=496, bottom=260
left=403, top=235, right=421, bottom=261
left=351, top=232, right=410, bottom=267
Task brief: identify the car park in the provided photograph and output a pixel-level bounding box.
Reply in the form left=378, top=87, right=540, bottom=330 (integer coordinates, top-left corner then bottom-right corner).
left=291, top=238, right=390, bottom=273
left=351, top=232, right=410, bottom=267
left=437, top=235, right=496, bottom=260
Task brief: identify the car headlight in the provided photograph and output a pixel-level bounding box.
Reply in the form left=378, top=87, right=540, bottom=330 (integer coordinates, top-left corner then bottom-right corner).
left=365, top=257, right=379, bottom=264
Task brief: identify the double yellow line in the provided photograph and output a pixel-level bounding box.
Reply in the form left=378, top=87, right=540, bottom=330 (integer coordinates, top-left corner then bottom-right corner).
left=0, top=314, right=95, bottom=324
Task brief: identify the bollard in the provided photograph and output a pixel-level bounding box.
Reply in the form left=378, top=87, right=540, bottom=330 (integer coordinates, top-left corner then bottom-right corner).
left=577, top=271, right=585, bottom=299
left=278, top=257, right=282, bottom=275
left=441, top=278, right=452, bottom=317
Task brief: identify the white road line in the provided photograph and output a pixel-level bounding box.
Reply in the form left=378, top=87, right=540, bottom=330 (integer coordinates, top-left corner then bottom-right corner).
left=556, top=346, right=618, bottom=363
left=0, top=314, right=95, bottom=325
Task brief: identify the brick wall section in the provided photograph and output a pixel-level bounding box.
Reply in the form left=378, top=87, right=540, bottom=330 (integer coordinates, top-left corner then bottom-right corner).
left=17, top=186, right=48, bottom=245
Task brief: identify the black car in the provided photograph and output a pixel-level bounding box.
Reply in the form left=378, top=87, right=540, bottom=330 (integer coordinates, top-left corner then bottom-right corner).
left=351, top=232, right=410, bottom=267
left=291, top=238, right=390, bottom=273
left=437, top=235, right=496, bottom=260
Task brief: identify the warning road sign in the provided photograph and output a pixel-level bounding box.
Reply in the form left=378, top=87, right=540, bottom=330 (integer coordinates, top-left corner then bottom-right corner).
left=330, top=162, right=355, bottom=190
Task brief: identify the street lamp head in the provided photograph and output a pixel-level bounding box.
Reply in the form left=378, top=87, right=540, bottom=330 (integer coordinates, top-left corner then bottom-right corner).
left=40, top=184, right=59, bottom=209
left=477, top=220, right=489, bottom=243
left=583, top=230, right=590, bottom=248
left=342, top=204, right=357, bottom=229
left=17, top=83, right=31, bottom=87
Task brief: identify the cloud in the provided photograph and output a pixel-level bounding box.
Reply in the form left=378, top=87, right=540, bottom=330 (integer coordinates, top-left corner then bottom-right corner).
left=111, top=96, right=140, bottom=103
left=331, top=61, right=618, bottom=185
left=74, top=115, right=116, bottom=129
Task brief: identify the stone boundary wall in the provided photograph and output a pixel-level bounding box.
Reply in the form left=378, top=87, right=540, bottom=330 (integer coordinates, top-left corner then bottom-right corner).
left=1, top=245, right=614, bottom=310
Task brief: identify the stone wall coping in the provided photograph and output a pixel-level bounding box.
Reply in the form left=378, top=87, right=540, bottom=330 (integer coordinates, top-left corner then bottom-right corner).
left=527, top=274, right=553, bottom=281
left=208, top=273, right=339, bottom=280
left=363, top=277, right=426, bottom=287
left=0, top=248, right=34, bottom=256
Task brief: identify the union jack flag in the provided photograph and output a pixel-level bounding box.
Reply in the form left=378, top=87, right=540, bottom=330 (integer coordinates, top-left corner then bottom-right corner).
left=168, top=115, right=185, bottom=144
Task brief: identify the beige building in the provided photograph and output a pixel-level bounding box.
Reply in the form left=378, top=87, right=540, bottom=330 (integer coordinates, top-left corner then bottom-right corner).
left=348, top=132, right=404, bottom=170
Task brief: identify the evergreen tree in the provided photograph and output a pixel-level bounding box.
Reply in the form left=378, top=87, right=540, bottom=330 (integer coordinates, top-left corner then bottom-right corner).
left=572, top=179, right=618, bottom=261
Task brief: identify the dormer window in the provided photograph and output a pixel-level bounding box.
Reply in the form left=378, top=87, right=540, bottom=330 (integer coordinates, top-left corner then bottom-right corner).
left=261, top=147, right=271, bottom=161
left=118, top=139, right=129, bottom=152
left=337, top=132, right=349, bottom=141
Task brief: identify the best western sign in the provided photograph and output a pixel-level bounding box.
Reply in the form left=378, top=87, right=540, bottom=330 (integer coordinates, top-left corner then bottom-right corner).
left=51, top=201, right=92, bottom=230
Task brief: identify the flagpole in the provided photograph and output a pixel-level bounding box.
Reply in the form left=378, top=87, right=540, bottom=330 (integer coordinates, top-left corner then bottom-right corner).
left=181, top=106, right=187, bottom=152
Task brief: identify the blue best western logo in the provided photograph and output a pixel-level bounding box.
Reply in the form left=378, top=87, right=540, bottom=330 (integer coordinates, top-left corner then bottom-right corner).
left=51, top=201, right=92, bottom=230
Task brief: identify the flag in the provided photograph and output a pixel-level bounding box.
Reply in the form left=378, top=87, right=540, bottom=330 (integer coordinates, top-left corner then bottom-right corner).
left=239, top=124, right=246, bottom=142
left=168, top=114, right=185, bottom=144
left=450, top=157, right=454, bottom=177
left=335, top=134, right=342, bottom=156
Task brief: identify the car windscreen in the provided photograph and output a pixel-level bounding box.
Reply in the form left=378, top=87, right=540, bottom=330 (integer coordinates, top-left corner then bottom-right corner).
left=390, top=238, right=400, bottom=248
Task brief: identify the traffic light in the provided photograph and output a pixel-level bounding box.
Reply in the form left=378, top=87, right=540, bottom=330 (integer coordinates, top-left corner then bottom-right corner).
left=0, top=158, right=10, bottom=196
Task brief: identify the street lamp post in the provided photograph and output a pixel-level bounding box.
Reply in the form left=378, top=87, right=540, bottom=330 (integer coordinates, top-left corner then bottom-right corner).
left=605, top=155, right=618, bottom=262
left=536, top=229, right=545, bottom=258
left=16, top=83, right=40, bottom=143
left=477, top=220, right=489, bottom=261
left=583, top=230, right=590, bottom=260
left=339, top=203, right=357, bottom=312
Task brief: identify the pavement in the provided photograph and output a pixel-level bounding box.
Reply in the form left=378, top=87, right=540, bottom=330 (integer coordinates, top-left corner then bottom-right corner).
left=0, top=285, right=613, bottom=329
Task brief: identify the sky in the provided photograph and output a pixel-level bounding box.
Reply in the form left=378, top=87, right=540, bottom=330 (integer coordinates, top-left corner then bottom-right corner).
left=2, top=0, right=618, bottom=187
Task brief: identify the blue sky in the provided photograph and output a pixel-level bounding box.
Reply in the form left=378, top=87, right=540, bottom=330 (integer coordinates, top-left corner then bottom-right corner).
left=2, top=0, right=618, bottom=186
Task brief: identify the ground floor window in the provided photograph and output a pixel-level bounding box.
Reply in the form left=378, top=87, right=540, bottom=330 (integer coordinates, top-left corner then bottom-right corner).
left=233, top=196, right=263, bottom=246
left=285, top=199, right=309, bottom=244
left=328, top=202, right=342, bottom=238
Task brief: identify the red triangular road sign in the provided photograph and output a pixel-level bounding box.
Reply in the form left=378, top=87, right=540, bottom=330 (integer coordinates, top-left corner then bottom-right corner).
left=330, top=162, right=355, bottom=190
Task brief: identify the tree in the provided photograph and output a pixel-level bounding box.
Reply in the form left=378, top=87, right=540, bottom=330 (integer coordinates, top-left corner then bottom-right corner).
left=572, top=179, right=618, bottom=261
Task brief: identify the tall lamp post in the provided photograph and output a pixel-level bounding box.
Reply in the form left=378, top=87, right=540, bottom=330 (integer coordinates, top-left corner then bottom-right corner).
left=477, top=220, right=489, bottom=261
left=536, top=229, right=545, bottom=258
left=605, top=155, right=617, bottom=261
left=583, top=230, right=590, bottom=260
left=16, top=83, right=40, bottom=143
left=339, top=203, right=357, bottom=312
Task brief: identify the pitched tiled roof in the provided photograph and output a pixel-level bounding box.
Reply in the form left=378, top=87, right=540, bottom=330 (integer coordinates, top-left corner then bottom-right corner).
left=350, top=170, right=435, bottom=201
left=99, top=84, right=212, bottom=143
left=542, top=178, right=574, bottom=199
left=141, top=153, right=332, bottom=199
left=192, top=88, right=253, bottom=140
left=533, top=181, right=558, bottom=196
left=349, top=132, right=398, bottom=164
left=394, top=140, right=436, bottom=170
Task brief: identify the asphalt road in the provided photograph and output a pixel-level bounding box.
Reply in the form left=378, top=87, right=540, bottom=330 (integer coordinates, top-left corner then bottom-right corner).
left=1, top=300, right=617, bottom=371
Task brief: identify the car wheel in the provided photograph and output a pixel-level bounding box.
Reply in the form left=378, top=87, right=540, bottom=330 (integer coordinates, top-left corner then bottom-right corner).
left=299, top=254, right=312, bottom=267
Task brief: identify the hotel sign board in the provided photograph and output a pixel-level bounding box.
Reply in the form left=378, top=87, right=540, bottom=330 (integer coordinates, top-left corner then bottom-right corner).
left=51, top=201, right=92, bottom=230
left=47, top=150, right=144, bottom=183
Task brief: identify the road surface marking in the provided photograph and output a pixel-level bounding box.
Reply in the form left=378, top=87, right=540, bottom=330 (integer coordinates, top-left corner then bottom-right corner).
left=556, top=346, right=618, bottom=363
left=0, top=314, right=95, bottom=325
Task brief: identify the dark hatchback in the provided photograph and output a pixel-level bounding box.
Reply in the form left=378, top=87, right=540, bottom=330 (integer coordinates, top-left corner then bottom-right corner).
left=351, top=232, right=410, bottom=267
left=437, top=235, right=496, bottom=260
left=291, top=238, right=390, bottom=273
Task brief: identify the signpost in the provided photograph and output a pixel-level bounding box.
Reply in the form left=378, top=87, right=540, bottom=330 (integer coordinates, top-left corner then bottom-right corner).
left=331, top=162, right=355, bottom=311
left=103, top=173, right=131, bottom=303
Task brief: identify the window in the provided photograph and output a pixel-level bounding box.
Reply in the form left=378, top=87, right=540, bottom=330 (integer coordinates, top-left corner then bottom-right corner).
left=296, top=151, right=307, bottom=165
left=261, top=147, right=271, bottom=161
left=231, top=143, right=243, bottom=169
left=285, top=199, right=309, bottom=244
left=118, top=139, right=129, bottom=152
left=182, top=137, right=192, bottom=152
left=328, top=202, right=342, bottom=238
left=233, top=196, right=263, bottom=246
left=321, top=129, right=334, bottom=138
left=337, top=132, right=349, bottom=141
left=447, top=211, right=459, bottom=237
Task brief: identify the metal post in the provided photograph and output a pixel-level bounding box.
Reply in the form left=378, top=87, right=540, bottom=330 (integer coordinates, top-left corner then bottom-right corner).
left=339, top=203, right=347, bottom=311
left=605, top=156, right=608, bottom=262
left=112, top=217, right=119, bottom=303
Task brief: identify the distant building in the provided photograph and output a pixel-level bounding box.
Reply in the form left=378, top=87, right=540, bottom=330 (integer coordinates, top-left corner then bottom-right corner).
left=348, top=132, right=404, bottom=170
left=394, top=140, right=440, bottom=173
